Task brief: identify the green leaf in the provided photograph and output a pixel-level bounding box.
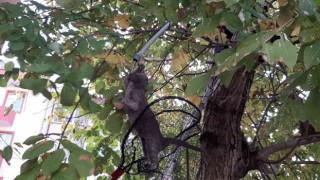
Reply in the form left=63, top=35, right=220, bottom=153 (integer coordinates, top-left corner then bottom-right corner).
left=65, top=62, right=94, bottom=82
left=20, top=78, right=48, bottom=93
left=186, top=69, right=214, bottom=95
left=165, top=8, right=178, bottom=22
left=77, top=40, right=88, bottom=55
left=299, top=0, right=317, bottom=16
left=224, top=0, right=238, bottom=7
left=23, top=134, right=45, bottom=145
left=40, top=89, right=52, bottom=100
left=305, top=87, right=320, bottom=130
left=12, top=68, right=19, bottom=80
left=61, top=140, right=82, bottom=153
left=88, top=99, right=102, bottom=112
left=3, top=145, right=13, bottom=162
left=56, top=0, right=82, bottom=10
left=238, top=31, right=274, bottom=54
left=262, top=39, right=298, bottom=70
left=4, top=61, right=14, bottom=71
left=218, top=68, right=237, bottom=87
left=60, top=83, right=77, bottom=106
left=192, top=14, right=221, bottom=38
left=69, top=151, right=94, bottom=177
left=111, top=150, right=120, bottom=165
left=20, top=158, right=38, bottom=174
left=51, top=165, right=79, bottom=180
left=282, top=71, right=310, bottom=93
left=9, top=41, right=25, bottom=51
left=105, top=113, right=123, bottom=134
left=80, top=91, right=102, bottom=112
left=14, top=17, right=30, bottom=27
left=98, top=104, right=113, bottom=120
left=222, top=12, right=243, bottom=32
left=311, top=66, right=320, bottom=86
left=22, top=141, right=54, bottom=159
left=42, top=149, right=66, bottom=176
left=304, top=39, right=320, bottom=69
left=15, top=164, right=41, bottom=180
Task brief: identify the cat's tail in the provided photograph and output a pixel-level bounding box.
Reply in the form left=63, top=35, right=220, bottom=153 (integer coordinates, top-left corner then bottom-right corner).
left=163, top=137, right=202, bottom=152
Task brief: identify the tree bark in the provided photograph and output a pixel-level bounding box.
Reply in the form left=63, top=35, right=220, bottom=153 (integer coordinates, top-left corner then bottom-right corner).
left=198, top=66, right=256, bottom=179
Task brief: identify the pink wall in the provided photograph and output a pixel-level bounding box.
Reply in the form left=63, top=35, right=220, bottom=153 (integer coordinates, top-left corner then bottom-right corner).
left=0, top=0, right=20, bottom=4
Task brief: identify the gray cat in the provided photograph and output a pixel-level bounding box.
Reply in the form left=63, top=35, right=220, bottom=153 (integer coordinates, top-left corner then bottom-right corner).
left=123, top=64, right=201, bottom=171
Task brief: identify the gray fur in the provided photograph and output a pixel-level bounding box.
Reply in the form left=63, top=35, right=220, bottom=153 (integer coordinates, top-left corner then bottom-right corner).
left=123, top=64, right=201, bottom=171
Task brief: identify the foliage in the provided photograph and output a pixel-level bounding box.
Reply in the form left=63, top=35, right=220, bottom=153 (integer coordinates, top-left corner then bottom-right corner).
left=0, top=0, right=320, bottom=179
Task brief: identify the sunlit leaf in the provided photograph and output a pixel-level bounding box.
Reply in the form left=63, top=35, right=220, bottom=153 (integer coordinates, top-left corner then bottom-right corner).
left=186, top=96, right=202, bottom=107
left=192, top=15, right=221, bottom=38
left=115, top=14, right=130, bottom=29
left=262, top=39, right=297, bottom=70
left=171, top=50, right=189, bottom=72
left=96, top=51, right=123, bottom=65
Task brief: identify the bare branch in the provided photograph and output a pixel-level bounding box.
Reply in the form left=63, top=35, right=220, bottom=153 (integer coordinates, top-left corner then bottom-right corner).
left=258, top=134, right=320, bottom=163
left=293, top=161, right=320, bottom=165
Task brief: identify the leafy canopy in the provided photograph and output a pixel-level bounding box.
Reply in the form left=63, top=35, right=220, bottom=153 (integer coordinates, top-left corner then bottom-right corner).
left=0, top=0, right=320, bottom=179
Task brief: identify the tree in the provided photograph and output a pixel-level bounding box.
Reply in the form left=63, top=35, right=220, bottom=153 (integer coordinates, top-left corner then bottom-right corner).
left=1, top=0, right=320, bottom=179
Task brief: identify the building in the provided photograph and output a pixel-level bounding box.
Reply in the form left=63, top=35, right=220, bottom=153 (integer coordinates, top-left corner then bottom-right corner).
left=0, top=68, right=53, bottom=180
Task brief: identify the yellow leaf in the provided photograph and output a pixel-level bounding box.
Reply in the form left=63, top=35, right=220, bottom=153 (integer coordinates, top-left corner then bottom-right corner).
left=171, top=50, right=189, bottom=72
left=259, top=20, right=275, bottom=30
left=95, top=50, right=122, bottom=65
left=104, top=19, right=115, bottom=29
left=115, top=14, right=129, bottom=29
left=278, top=0, right=288, bottom=6
left=187, top=96, right=202, bottom=107
left=205, top=28, right=228, bottom=43
left=291, top=26, right=300, bottom=36
left=14, top=142, right=23, bottom=148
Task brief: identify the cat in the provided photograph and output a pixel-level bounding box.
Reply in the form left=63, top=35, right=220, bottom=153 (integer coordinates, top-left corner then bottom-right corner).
left=123, top=64, right=201, bottom=171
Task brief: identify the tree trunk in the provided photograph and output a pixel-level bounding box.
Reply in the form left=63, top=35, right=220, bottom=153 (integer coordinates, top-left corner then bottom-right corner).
left=198, top=66, right=256, bottom=179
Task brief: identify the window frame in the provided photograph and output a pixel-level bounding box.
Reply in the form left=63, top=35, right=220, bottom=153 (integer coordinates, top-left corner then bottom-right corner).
left=2, top=90, right=26, bottom=114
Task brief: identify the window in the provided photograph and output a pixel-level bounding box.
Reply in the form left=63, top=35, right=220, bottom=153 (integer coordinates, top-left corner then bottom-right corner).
left=0, top=133, right=13, bottom=149
left=3, top=91, right=25, bottom=114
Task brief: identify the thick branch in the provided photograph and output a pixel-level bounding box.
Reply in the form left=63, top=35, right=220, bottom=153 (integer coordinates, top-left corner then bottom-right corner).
left=258, top=134, right=320, bottom=163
